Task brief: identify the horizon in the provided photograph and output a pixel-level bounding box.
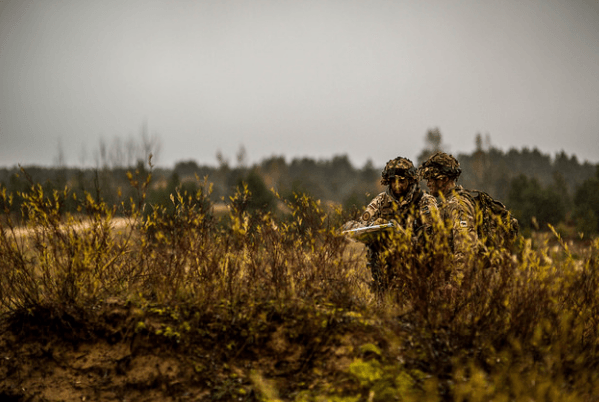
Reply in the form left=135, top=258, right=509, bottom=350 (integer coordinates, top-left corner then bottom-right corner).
left=0, top=139, right=594, bottom=171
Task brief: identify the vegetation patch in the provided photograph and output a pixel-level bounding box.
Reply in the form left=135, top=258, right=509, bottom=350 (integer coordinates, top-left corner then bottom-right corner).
left=1, top=165, right=599, bottom=401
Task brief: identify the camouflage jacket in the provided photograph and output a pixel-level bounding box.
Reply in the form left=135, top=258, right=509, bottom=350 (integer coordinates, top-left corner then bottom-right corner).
left=359, top=185, right=437, bottom=237
left=435, top=185, right=478, bottom=272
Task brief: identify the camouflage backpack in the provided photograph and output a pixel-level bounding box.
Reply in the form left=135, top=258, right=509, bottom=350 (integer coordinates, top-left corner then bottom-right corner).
left=457, top=189, right=519, bottom=251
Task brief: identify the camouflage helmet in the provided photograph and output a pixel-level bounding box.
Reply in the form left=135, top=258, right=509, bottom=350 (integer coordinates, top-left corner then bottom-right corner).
left=419, top=152, right=461, bottom=180
left=381, top=157, right=417, bottom=186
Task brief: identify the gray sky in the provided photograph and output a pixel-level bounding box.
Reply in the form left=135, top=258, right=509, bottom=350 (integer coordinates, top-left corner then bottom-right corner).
left=1, top=0, right=598, bottom=169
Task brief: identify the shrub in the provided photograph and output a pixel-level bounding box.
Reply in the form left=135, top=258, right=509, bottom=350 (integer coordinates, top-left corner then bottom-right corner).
left=2, top=175, right=599, bottom=401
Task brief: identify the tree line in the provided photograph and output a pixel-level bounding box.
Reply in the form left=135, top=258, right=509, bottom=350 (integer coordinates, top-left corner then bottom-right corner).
left=1, top=130, right=598, bottom=237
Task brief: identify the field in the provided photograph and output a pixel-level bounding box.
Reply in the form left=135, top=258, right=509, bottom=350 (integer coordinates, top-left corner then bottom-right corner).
left=1, top=183, right=599, bottom=402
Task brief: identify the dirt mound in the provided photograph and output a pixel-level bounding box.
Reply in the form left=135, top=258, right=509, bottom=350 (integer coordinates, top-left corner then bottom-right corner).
left=1, top=333, right=191, bottom=401
left=0, top=302, right=390, bottom=401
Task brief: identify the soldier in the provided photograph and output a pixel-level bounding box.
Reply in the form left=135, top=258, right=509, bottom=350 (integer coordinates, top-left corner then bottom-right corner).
left=419, top=152, right=478, bottom=282
left=344, top=157, right=437, bottom=295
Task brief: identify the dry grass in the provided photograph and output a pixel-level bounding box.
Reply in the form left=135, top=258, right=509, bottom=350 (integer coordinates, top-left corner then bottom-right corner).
left=1, top=179, right=599, bottom=401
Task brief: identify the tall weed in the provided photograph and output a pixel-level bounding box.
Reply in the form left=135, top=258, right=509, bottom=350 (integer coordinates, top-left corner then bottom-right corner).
left=1, top=174, right=599, bottom=400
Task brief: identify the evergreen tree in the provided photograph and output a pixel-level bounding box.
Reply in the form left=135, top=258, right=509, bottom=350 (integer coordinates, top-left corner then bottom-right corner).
left=508, top=174, right=566, bottom=231
left=574, top=166, right=599, bottom=235
left=417, top=127, right=445, bottom=165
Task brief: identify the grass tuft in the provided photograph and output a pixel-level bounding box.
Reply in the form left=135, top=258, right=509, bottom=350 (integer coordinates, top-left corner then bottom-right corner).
left=1, top=175, right=599, bottom=400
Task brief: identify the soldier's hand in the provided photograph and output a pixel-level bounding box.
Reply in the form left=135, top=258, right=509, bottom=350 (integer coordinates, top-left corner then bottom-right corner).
left=342, top=220, right=360, bottom=231
left=373, top=218, right=388, bottom=226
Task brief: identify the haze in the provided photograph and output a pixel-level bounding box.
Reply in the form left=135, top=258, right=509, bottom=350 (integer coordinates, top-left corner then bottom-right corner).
left=1, top=0, right=598, bottom=168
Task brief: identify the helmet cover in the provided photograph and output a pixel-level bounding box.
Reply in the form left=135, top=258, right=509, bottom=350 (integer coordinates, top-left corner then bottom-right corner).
left=381, top=157, right=417, bottom=185
left=419, top=152, right=461, bottom=180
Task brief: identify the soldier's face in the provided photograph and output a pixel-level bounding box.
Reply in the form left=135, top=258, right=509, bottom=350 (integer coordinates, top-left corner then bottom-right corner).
left=427, top=176, right=451, bottom=196
left=391, top=176, right=410, bottom=196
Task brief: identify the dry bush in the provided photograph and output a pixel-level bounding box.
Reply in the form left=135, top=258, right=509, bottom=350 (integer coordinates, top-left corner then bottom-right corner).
left=2, top=175, right=599, bottom=401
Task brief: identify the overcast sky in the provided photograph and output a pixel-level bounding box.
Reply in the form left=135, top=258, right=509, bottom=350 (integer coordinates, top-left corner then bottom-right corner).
left=1, top=0, right=598, bottom=169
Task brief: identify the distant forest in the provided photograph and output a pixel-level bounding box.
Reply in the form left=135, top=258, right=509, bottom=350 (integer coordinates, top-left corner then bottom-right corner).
left=1, top=129, right=598, bottom=237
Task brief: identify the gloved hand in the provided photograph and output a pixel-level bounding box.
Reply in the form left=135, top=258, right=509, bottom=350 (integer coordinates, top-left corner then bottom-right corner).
left=342, top=220, right=360, bottom=231
left=373, top=218, right=388, bottom=226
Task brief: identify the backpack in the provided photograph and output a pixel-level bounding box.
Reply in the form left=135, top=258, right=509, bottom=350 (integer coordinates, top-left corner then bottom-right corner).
left=457, top=188, right=519, bottom=251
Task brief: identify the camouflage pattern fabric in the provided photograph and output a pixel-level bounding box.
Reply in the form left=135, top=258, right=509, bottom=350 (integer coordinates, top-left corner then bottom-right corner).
left=360, top=186, right=436, bottom=234
left=434, top=185, right=478, bottom=281
left=381, top=157, right=418, bottom=186
left=419, top=151, right=462, bottom=181
left=343, top=156, right=438, bottom=296
left=356, top=186, right=438, bottom=295
left=455, top=188, right=519, bottom=251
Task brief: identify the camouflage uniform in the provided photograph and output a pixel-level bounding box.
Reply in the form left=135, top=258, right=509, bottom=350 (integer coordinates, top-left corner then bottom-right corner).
left=419, top=152, right=478, bottom=281
left=359, top=182, right=436, bottom=235
left=346, top=157, right=437, bottom=294
left=437, top=185, right=478, bottom=270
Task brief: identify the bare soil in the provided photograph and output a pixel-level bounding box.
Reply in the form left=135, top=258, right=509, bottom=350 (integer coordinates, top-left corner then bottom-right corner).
left=0, top=296, right=388, bottom=402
